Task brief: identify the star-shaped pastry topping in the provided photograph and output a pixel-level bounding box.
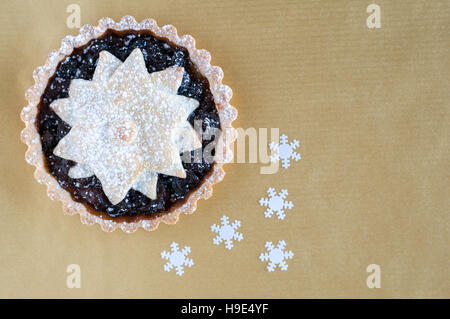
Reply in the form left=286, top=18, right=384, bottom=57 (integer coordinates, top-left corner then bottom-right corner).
left=51, top=48, right=201, bottom=205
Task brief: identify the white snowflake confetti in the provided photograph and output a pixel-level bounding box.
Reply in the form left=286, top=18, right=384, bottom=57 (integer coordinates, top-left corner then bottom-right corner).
left=259, top=240, right=294, bottom=272
left=161, top=242, right=194, bottom=276
left=270, top=134, right=301, bottom=169
left=259, top=187, right=294, bottom=220
left=210, top=215, right=243, bottom=250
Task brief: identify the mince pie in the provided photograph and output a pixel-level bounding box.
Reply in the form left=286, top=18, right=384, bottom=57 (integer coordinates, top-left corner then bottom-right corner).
left=20, top=16, right=237, bottom=232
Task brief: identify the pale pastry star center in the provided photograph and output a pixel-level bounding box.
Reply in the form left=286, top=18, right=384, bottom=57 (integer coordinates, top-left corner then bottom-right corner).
left=109, top=119, right=138, bottom=145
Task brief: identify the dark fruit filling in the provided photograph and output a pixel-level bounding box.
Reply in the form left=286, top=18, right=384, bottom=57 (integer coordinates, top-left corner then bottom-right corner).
left=37, top=29, right=220, bottom=220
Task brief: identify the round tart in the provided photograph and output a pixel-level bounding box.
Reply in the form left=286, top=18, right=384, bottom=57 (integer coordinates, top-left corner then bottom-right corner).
left=20, top=16, right=237, bottom=233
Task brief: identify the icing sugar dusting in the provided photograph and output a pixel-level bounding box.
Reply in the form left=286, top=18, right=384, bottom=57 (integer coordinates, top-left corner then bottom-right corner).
left=51, top=48, right=201, bottom=205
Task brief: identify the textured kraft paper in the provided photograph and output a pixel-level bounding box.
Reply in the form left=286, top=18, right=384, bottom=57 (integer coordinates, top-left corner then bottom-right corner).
left=0, top=0, right=449, bottom=298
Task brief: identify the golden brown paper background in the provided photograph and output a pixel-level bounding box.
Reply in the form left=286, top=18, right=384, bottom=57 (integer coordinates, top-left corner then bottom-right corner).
left=0, top=0, right=449, bottom=298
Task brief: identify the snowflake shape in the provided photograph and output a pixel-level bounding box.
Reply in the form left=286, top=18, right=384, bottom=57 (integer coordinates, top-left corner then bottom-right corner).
left=259, top=240, right=294, bottom=272
left=270, top=134, right=301, bottom=169
left=259, top=187, right=294, bottom=220
left=161, top=242, right=194, bottom=276
left=210, top=216, right=243, bottom=250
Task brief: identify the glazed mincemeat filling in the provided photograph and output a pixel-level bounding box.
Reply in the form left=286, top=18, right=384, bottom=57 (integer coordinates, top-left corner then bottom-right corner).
left=37, top=30, right=220, bottom=219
